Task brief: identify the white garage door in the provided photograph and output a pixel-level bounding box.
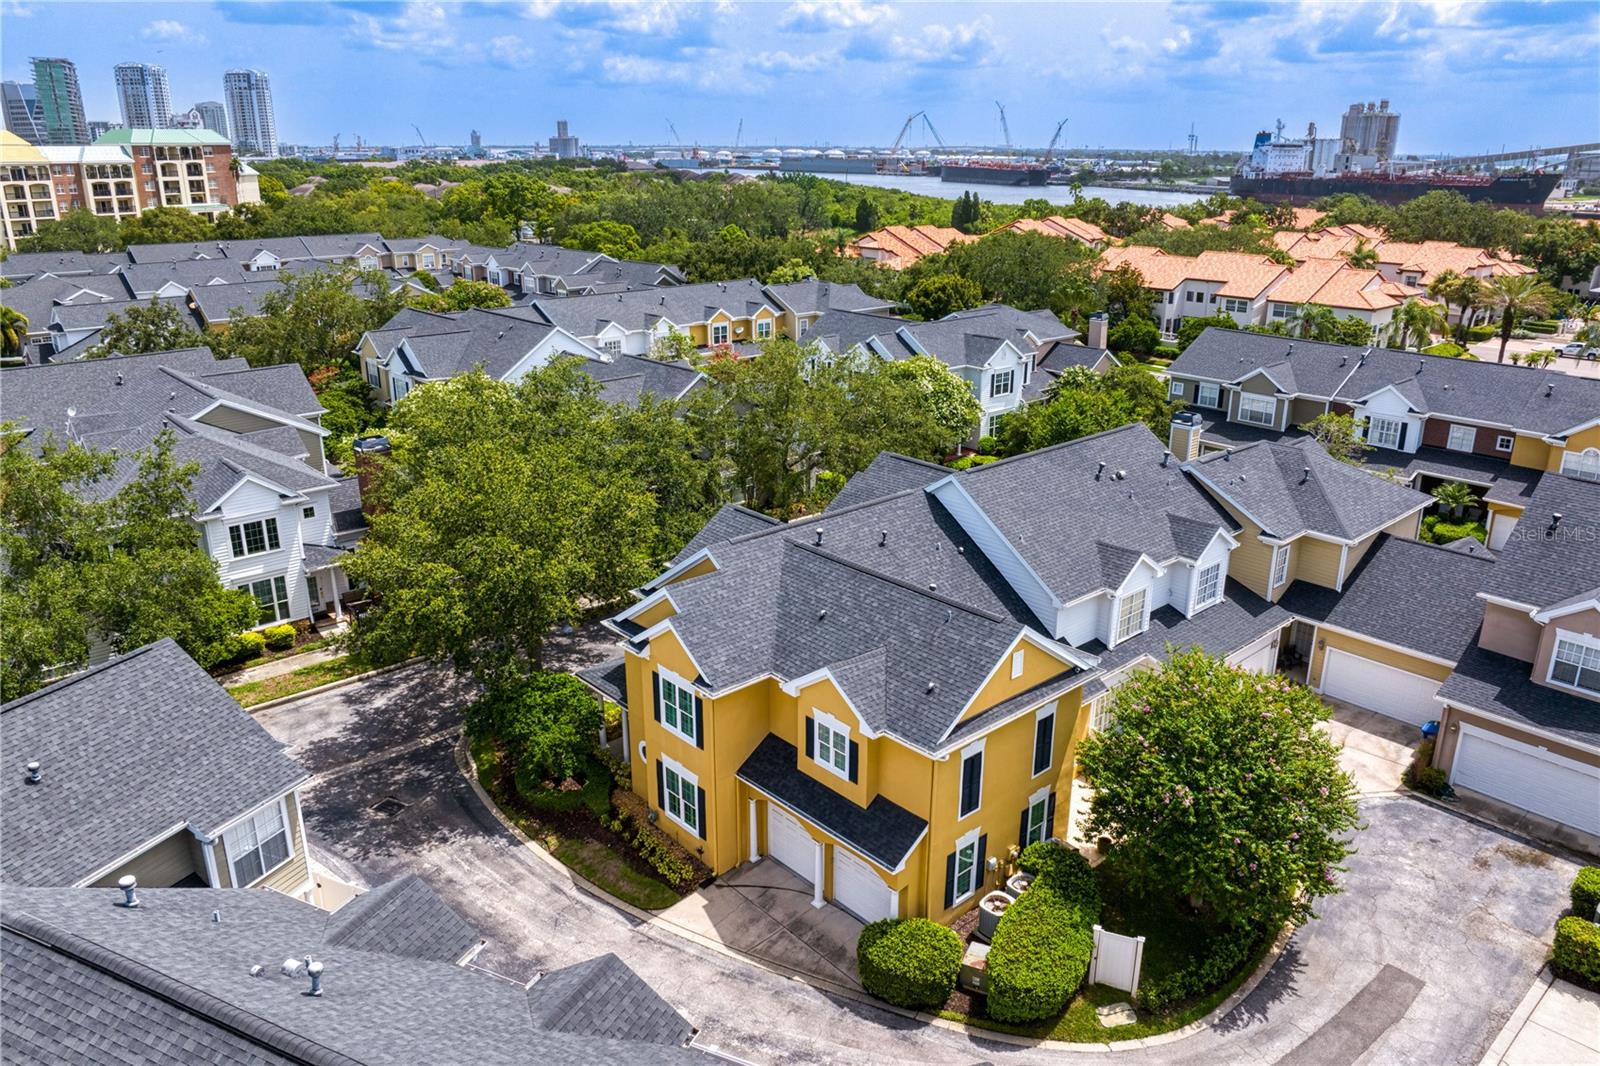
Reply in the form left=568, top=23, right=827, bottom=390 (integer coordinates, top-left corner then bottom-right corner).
left=767, top=805, right=814, bottom=885
left=832, top=847, right=895, bottom=924
left=1230, top=634, right=1278, bottom=675
left=1452, top=725, right=1600, bottom=836
left=1322, top=648, right=1440, bottom=727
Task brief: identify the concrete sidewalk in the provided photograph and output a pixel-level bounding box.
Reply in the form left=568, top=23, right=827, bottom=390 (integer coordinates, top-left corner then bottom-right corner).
left=220, top=644, right=343, bottom=686
left=1481, top=970, right=1600, bottom=1066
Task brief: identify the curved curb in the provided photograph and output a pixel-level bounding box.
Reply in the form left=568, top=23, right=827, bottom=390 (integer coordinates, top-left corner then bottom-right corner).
left=454, top=734, right=1299, bottom=1052
left=241, top=658, right=423, bottom=714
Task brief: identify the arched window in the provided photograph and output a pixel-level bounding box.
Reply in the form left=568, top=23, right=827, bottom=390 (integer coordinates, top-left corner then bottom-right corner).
left=1560, top=447, right=1600, bottom=482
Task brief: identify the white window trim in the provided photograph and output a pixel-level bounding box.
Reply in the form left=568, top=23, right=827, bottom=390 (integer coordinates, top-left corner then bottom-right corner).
left=1270, top=545, right=1290, bottom=591
left=228, top=516, right=282, bottom=558
left=221, top=798, right=293, bottom=887
left=660, top=754, right=700, bottom=834
left=990, top=369, right=1016, bottom=398
left=1194, top=561, right=1223, bottom=609
left=1237, top=393, right=1276, bottom=427
left=710, top=322, right=730, bottom=345
left=755, top=318, right=773, bottom=340
left=1113, top=586, right=1148, bottom=645
left=1023, top=785, right=1051, bottom=846
left=1445, top=425, right=1476, bottom=453
left=658, top=667, right=698, bottom=745
left=1548, top=630, right=1600, bottom=696
left=1031, top=701, right=1057, bottom=779
left=1197, top=382, right=1221, bottom=408
left=812, top=708, right=851, bottom=781
left=1495, top=434, right=1515, bottom=452
left=1010, top=649, right=1025, bottom=679
left=952, top=827, right=982, bottom=905
left=1560, top=447, right=1600, bottom=482
left=1367, top=415, right=1403, bottom=450
left=1168, top=379, right=1185, bottom=398
left=958, top=739, right=985, bottom=820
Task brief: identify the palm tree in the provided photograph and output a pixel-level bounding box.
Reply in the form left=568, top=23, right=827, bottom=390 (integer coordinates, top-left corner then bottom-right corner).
left=1486, top=274, right=1560, bottom=363
left=1285, top=303, right=1338, bottom=340
left=1345, top=239, right=1378, bottom=269
left=1427, top=271, right=1488, bottom=343
left=1386, top=299, right=1447, bottom=350
left=0, top=305, right=27, bottom=361
left=1431, top=480, right=1480, bottom=518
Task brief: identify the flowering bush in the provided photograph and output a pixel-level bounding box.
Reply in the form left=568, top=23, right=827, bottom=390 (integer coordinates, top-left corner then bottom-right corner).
left=1076, top=648, right=1361, bottom=928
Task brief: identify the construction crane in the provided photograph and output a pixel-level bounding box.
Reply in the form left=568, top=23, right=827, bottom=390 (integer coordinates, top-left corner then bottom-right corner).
left=734, top=118, right=742, bottom=149
left=411, top=124, right=430, bottom=147
left=889, top=110, right=946, bottom=154
left=1186, top=122, right=1198, bottom=155
left=995, top=101, right=1012, bottom=153
left=331, top=133, right=341, bottom=152
left=666, top=120, right=682, bottom=146
left=1041, top=118, right=1068, bottom=164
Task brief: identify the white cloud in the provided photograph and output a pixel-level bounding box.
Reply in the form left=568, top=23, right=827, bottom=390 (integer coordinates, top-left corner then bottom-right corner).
left=487, top=35, right=537, bottom=68
left=888, top=20, right=994, bottom=64
left=780, top=0, right=889, bottom=31
left=141, top=18, right=207, bottom=44
left=605, top=0, right=683, bottom=34
left=348, top=3, right=458, bottom=55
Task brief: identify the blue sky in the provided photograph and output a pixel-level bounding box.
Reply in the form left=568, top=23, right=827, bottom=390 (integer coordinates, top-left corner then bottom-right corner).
left=5, top=0, right=1596, bottom=152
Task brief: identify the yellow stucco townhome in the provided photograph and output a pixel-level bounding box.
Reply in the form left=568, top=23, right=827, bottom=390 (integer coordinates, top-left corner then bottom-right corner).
left=0, top=639, right=319, bottom=902
left=529, top=278, right=786, bottom=358
left=583, top=424, right=1384, bottom=924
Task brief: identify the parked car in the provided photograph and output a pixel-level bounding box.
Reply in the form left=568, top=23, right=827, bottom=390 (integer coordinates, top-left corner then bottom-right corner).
left=1586, top=347, right=1600, bottom=360
left=1560, top=342, right=1585, bottom=356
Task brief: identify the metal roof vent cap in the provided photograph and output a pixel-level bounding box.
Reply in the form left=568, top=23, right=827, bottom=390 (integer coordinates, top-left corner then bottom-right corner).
left=1095, top=461, right=1105, bottom=481
left=305, top=960, right=324, bottom=997
left=115, top=372, right=124, bottom=386
left=817, top=608, right=827, bottom=621
left=814, top=526, right=824, bottom=546
left=24, top=760, right=41, bottom=784
left=926, top=681, right=936, bottom=693
left=1116, top=469, right=1127, bottom=480
left=1300, top=466, right=1311, bottom=484
left=1545, top=382, right=1555, bottom=397
left=1549, top=512, right=1563, bottom=534
left=116, top=875, right=139, bottom=909
left=878, top=529, right=888, bottom=547
left=1161, top=451, right=1172, bottom=467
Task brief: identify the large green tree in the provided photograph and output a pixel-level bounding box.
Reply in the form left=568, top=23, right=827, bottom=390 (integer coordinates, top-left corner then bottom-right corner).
left=1, top=427, right=258, bottom=698
left=1076, top=648, right=1361, bottom=929
left=904, top=274, right=982, bottom=321
left=996, top=365, right=1177, bottom=456
left=85, top=299, right=206, bottom=358
left=343, top=366, right=663, bottom=688
left=406, top=278, right=513, bottom=312
left=215, top=265, right=404, bottom=373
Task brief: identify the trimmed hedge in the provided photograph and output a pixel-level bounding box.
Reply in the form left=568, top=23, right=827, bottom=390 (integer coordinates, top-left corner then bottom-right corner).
left=1464, top=324, right=1498, bottom=342
left=263, top=623, right=297, bottom=651
left=857, top=918, right=963, bottom=1010
left=1136, top=923, right=1269, bottom=1011
left=985, top=885, right=1096, bottom=1023
left=1553, top=916, right=1600, bottom=989
left=610, top=789, right=711, bottom=892
left=1572, top=867, right=1600, bottom=920
left=986, top=843, right=1101, bottom=1024
left=518, top=756, right=612, bottom=820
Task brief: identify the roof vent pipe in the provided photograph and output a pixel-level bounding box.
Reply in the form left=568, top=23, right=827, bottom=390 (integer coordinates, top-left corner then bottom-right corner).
left=1095, top=461, right=1105, bottom=481
left=1549, top=512, right=1563, bottom=534
left=24, top=761, right=40, bottom=784
left=814, top=526, right=824, bottom=546
left=115, top=372, right=124, bottom=386
left=1161, top=451, right=1172, bottom=467
left=926, top=681, right=936, bottom=693
left=1545, top=382, right=1555, bottom=397
left=1301, top=466, right=1311, bottom=484
left=116, top=875, right=140, bottom=909
left=879, top=530, right=888, bottom=547
left=305, top=959, right=324, bottom=997
left=817, top=608, right=827, bottom=621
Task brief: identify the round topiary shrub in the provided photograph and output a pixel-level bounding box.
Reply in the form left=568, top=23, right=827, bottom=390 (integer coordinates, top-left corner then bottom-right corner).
left=984, top=886, right=1096, bottom=1023
left=1553, top=916, right=1600, bottom=989
left=1572, top=868, right=1600, bottom=920
left=262, top=623, right=297, bottom=651
left=856, top=918, right=963, bottom=1010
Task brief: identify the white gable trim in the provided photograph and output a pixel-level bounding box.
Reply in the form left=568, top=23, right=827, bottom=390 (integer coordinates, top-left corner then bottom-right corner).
left=780, top=669, right=882, bottom=739
left=200, top=471, right=305, bottom=515
left=937, top=628, right=1098, bottom=743
left=926, top=476, right=1062, bottom=632
left=192, top=398, right=329, bottom=438
left=1532, top=596, right=1600, bottom=625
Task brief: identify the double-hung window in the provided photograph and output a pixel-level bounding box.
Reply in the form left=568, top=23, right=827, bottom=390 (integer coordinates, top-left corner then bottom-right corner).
left=1222, top=297, right=1249, bottom=314
left=1195, top=562, right=1223, bottom=608
left=812, top=710, right=850, bottom=779
left=1031, top=703, right=1056, bottom=777
left=755, top=318, right=773, bottom=340
left=1560, top=448, right=1600, bottom=482
left=228, top=517, right=280, bottom=557
left=1169, top=379, right=1185, bottom=398
left=1197, top=382, right=1221, bottom=408
left=958, top=743, right=984, bottom=819
left=1270, top=545, right=1291, bottom=591
left=1367, top=415, right=1403, bottom=450
left=658, top=672, right=697, bottom=744
left=602, top=339, right=622, bottom=357
left=1114, top=587, right=1147, bottom=644
left=951, top=829, right=981, bottom=904
left=661, top=758, right=699, bottom=833
left=1237, top=393, right=1276, bottom=427
left=1023, top=788, right=1050, bottom=846
left=989, top=369, right=1015, bottom=398
left=1550, top=634, right=1600, bottom=695
left=710, top=322, right=730, bottom=345
left=240, top=575, right=292, bottom=623
left=222, top=800, right=292, bottom=886
left=1446, top=425, right=1477, bottom=453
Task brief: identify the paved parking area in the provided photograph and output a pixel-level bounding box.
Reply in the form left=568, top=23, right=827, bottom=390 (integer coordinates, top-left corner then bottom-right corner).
left=1321, top=701, right=1417, bottom=795
left=259, top=662, right=1580, bottom=1065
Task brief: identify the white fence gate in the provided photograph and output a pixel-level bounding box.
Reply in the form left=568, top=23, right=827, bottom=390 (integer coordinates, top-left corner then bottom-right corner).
left=1087, top=924, right=1146, bottom=995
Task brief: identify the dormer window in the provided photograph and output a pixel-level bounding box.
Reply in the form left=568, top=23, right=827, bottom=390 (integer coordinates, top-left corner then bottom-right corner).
left=810, top=710, right=851, bottom=780
left=755, top=319, right=773, bottom=340
left=1114, top=587, right=1148, bottom=644
left=711, top=323, right=730, bottom=345
left=1366, top=415, right=1403, bottom=450
left=1550, top=633, right=1600, bottom=696
left=1237, top=393, right=1275, bottom=427
left=1195, top=562, right=1223, bottom=608
left=989, top=369, right=1015, bottom=398
left=1560, top=448, right=1600, bottom=483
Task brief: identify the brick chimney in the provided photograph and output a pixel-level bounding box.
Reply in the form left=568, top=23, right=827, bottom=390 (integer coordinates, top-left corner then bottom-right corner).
left=1169, top=411, right=1203, bottom=462
left=1086, top=312, right=1108, bottom=351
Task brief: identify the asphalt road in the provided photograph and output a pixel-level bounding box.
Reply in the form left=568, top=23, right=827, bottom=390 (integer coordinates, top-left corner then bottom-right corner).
left=257, top=661, right=1577, bottom=1065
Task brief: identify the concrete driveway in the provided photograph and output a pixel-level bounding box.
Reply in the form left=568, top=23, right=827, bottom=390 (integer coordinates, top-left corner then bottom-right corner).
left=258, top=662, right=1580, bottom=1065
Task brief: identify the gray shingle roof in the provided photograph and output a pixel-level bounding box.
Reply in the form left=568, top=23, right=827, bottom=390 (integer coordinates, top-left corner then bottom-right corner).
left=0, top=640, right=308, bottom=886
left=577, top=658, right=628, bottom=708
left=1171, top=328, right=1600, bottom=436
left=1186, top=437, right=1431, bottom=541
left=1438, top=645, right=1600, bottom=744
left=737, top=734, right=927, bottom=870
left=50, top=293, right=203, bottom=335
left=938, top=303, right=1078, bottom=347
left=1477, top=472, right=1600, bottom=610
left=671, top=503, right=783, bottom=564
left=0, top=250, right=130, bottom=281
left=582, top=352, right=704, bottom=403
left=1035, top=341, right=1116, bottom=376
left=528, top=278, right=778, bottom=339
left=824, top=452, right=951, bottom=512
left=802, top=307, right=906, bottom=356
left=525, top=953, right=695, bottom=1046
left=189, top=278, right=286, bottom=323
left=763, top=279, right=893, bottom=316
left=118, top=258, right=259, bottom=294
left=1, top=885, right=703, bottom=1064
left=1279, top=535, right=1493, bottom=662
left=324, top=875, right=480, bottom=964
left=1, top=274, right=126, bottom=332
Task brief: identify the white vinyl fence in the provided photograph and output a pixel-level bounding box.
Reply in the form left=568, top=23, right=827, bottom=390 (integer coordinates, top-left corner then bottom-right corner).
left=1087, top=924, right=1146, bottom=995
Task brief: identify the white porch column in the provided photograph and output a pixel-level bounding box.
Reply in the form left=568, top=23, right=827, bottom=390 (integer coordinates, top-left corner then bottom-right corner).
left=811, top=841, right=826, bottom=909
left=747, top=798, right=761, bottom=862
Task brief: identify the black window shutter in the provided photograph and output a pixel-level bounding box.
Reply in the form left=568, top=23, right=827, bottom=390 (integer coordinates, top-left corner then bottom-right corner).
left=1397, top=422, right=1408, bottom=450
left=961, top=752, right=983, bottom=815
left=693, top=694, right=705, bottom=749
left=1033, top=714, right=1054, bottom=776
left=1046, top=791, right=1058, bottom=839
left=1018, top=808, right=1031, bottom=850
left=655, top=759, right=665, bottom=809
left=804, top=717, right=815, bottom=760
left=847, top=739, right=859, bottom=784
left=943, top=851, right=957, bottom=909
left=975, top=835, right=988, bottom=889
left=652, top=673, right=661, bottom=722
left=696, top=786, right=707, bottom=839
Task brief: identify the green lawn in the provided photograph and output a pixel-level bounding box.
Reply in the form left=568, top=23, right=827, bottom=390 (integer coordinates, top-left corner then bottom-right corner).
left=470, top=735, right=681, bottom=911
left=226, top=655, right=370, bottom=707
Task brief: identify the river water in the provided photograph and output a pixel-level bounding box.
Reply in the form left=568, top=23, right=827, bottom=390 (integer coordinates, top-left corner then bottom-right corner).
left=734, top=169, right=1211, bottom=207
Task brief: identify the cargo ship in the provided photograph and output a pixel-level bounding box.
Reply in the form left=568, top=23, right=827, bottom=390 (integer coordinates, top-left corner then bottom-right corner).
left=940, top=161, right=1049, bottom=186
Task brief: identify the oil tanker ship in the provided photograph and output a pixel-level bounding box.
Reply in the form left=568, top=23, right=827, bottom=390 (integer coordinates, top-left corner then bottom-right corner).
left=1231, top=106, right=1558, bottom=212
left=940, top=161, right=1049, bottom=186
